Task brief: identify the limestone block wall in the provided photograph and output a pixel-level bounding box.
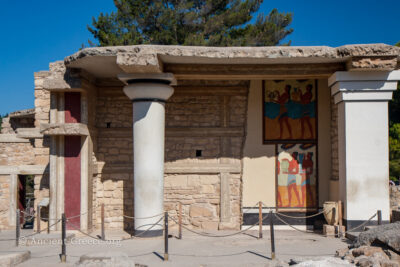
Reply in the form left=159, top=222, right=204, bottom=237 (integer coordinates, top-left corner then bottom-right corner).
left=390, top=184, right=400, bottom=211
left=32, top=70, right=51, bottom=229
left=92, top=80, right=248, bottom=231
left=93, top=86, right=134, bottom=231
left=0, top=175, right=10, bottom=229
left=0, top=143, right=35, bottom=166
left=1, top=116, right=35, bottom=134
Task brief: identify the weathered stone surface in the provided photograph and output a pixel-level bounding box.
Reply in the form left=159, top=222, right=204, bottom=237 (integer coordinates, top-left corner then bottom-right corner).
left=391, top=185, right=400, bottom=211
left=40, top=123, right=89, bottom=136
left=76, top=251, right=137, bottom=267
left=352, top=246, right=389, bottom=258
left=189, top=204, right=215, bottom=217
left=355, top=222, right=400, bottom=253
left=65, top=44, right=399, bottom=65
left=290, top=257, right=353, bottom=266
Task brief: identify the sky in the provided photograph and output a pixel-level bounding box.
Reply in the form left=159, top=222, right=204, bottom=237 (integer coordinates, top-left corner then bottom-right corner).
left=0, top=0, right=399, bottom=115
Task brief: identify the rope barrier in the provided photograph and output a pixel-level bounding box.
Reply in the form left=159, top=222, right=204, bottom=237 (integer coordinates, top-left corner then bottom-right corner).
left=122, top=212, right=165, bottom=220
left=168, top=213, right=269, bottom=238
left=274, top=213, right=316, bottom=234
left=67, top=221, right=101, bottom=240
left=129, top=216, right=164, bottom=239
left=275, top=208, right=330, bottom=219
left=274, top=211, right=378, bottom=237
left=0, top=219, right=62, bottom=242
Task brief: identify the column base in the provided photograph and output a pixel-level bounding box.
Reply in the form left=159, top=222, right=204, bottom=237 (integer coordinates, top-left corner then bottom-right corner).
left=134, top=229, right=163, bottom=237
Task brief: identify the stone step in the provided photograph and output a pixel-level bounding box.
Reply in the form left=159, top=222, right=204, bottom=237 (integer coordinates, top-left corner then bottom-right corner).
left=345, top=231, right=361, bottom=241
left=0, top=251, right=30, bottom=266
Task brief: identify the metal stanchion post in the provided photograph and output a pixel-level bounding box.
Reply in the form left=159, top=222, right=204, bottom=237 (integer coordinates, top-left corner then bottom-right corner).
left=270, top=210, right=275, bottom=260
left=16, top=209, right=20, bottom=247
left=60, top=213, right=66, bottom=263
left=258, top=201, right=263, bottom=239
left=338, top=201, right=343, bottom=238
left=37, top=205, right=41, bottom=233
left=164, top=212, right=169, bottom=261
left=179, top=202, right=182, bottom=240
left=377, top=210, right=382, bottom=225
left=101, top=203, right=105, bottom=241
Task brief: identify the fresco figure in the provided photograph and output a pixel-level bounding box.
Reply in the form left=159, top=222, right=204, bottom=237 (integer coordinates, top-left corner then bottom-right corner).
left=276, top=160, right=283, bottom=207
left=300, top=152, right=315, bottom=207
left=276, top=85, right=293, bottom=139
left=300, top=84, right=315, bottom=139
left=286, top=152, right=301, bottom=207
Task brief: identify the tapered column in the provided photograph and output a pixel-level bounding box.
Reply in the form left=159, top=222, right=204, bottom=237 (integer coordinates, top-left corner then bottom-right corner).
left=120, top=74, right=175, bottom=237
left=329, top=71, right=400, bottom=228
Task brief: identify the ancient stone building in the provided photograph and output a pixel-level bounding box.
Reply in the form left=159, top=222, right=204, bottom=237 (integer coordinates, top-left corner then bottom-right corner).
left=0, top=44, right=399, bottom=235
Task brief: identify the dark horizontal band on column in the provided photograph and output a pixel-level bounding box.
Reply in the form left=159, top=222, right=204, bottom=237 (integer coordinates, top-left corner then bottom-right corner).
left=134, top=229, right=163, bottom=237
left=126, top=79, right=171, bottom=85
left=131, top=98, right=166, bottom=103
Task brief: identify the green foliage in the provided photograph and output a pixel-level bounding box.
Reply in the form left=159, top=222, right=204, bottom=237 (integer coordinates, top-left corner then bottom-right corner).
left=390, top=80, right=400, bottom=182
left=88, top=0, right=293, bottom=47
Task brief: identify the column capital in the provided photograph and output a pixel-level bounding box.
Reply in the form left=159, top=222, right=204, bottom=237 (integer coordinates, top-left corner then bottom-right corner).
left=118, top=73, right=175, bottom=102
left=328, top=70, right=400, bottom=104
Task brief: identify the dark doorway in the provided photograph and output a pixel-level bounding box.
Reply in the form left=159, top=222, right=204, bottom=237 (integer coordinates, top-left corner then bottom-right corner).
left=18, top=175, right=35, bottom=228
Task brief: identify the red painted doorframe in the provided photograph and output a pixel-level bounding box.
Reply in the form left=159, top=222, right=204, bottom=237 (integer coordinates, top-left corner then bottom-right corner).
left=64, top=92, right=81, bottom=229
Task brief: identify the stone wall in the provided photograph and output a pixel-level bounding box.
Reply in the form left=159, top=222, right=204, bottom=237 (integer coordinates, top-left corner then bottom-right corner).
left=390, top=184, right=400, bottom=211
left=0, top=175, right=10, bottom=230
left=330, top=96, right=339, bottom=181
left=92, top=80, right=248, bottom=230
left=32, top=70, right=51, bottom=230
left=1, top=116, right=35, bottom=134
left=0, top=143, right=35, bottom=166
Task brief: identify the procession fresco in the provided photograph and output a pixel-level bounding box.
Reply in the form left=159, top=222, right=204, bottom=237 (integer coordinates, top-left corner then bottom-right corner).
left=263, top=80, right=317, bottom=142
left=276, top=144, right=317, bottom=209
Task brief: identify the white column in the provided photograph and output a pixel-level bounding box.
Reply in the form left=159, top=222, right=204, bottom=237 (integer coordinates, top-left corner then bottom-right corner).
left=119, top=74, right=175, bottom=237
left=329, top=71, right=400, bottom=228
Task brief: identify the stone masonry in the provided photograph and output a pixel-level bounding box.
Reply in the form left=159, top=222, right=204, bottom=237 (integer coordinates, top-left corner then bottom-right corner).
left=92, top=80, right=248, bottom=231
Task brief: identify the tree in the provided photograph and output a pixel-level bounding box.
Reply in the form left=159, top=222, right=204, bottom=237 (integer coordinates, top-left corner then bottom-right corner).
left=88, top=0, right=293, bottom=47
left=389, top=41, right=400, bottom=182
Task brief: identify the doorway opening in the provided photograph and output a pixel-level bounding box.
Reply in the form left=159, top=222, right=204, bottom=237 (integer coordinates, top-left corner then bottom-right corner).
left=17, top=175, right=35, bottom=229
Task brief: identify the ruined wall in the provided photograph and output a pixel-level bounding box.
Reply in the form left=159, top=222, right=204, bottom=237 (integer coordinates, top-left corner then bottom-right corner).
left=0, top=175, right=10, bottom=229
left=32, top=70, right=51, bottom=229
left=93, top=80, right=248, bottom=231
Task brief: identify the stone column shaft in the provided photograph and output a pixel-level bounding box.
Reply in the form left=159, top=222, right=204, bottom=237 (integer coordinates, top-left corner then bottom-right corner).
left=120, top=73, right=175, bottom=237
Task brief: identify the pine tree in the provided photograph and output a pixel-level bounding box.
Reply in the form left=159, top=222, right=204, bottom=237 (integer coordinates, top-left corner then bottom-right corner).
left=88, top=0, right=293, bottom=47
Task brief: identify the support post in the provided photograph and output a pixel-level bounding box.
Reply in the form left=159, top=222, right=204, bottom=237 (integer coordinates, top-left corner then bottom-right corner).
left=16, top=209, right=20, bottom=247
left=60, top=213, right=66, bottom=263
left=101, top=204, right=105, bottom=241
left=120, top=73, right=175, bottom=237
left=338, top=201, right=343, bottom=238
left=37, top=205, right=41, bottom=233
left=258, top=201, right=263, bottom=239
left=270, top=211, right=275, bottom=260
left=164, top=212, right=169, bottom=261
left=178, top=202, right=182, bottom=240
left=377, top=210, right=382, bottom=225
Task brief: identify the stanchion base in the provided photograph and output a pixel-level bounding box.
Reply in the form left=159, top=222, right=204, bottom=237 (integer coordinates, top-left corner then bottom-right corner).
left=134, top=229, right=163, bottom=237
left=60, top=254, right=66, bottom=262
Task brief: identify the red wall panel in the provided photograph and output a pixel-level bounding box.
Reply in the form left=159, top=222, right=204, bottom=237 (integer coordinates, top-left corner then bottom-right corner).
left=64, top=136, right=81, bottom=229
left=65, top=92, right=81, bottom=123
left=64, top=92, right=82, bottom=229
